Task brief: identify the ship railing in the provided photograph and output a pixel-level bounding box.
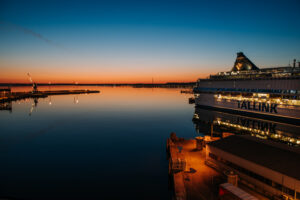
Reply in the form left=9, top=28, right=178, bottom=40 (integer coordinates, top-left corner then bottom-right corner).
left=209, top=67, right=300, bottom=79
left=193, top=87, right=300, bottom=96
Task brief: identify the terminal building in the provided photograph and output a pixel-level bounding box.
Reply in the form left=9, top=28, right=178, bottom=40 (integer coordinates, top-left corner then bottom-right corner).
left=205, top=135, right=300, bottom=200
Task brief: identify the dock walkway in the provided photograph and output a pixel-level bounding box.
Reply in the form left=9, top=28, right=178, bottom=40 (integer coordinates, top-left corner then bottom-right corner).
left=167, top=133, right=222, bottom=200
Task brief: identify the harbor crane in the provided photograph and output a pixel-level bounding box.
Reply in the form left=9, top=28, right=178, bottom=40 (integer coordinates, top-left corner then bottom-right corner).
left=27, top=73, right=38, bottom=93
left=26, top=73, right=38, bottom=116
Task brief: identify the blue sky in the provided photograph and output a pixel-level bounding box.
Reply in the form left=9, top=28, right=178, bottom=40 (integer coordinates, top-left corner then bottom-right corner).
left=1, top=0, right=300, bottom=83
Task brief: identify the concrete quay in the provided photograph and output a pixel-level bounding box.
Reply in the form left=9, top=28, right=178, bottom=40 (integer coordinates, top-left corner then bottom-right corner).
left=0, top=89, right=100, bottom=103
left=167, top=133, right=223, bottom=200
left=167, top=133, right=271, bottom=200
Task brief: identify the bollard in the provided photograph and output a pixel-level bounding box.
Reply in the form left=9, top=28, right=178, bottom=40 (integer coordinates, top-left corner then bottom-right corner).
left=195, top=136, right=204, bottom=150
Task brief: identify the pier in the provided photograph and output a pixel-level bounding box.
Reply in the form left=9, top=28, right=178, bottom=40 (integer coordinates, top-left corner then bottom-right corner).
left=0, top=89, right=100, bottom=103
left=166, top=133, right=268, bottom=200
left=180, top=90, right=194, bottom=94
left=167, top=133, right=222, bottom=200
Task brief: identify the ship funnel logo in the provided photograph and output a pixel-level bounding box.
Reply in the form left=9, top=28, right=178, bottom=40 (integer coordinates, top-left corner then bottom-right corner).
left=232, top=52, right=259, bottom=71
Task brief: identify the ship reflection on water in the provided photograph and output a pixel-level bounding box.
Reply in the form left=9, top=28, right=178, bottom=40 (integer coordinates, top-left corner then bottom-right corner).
left=192, top=107, right=300, bottom=146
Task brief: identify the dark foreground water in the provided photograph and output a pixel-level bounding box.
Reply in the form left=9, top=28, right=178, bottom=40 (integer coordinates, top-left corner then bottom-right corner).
left=0, top=86, right=196, bottom=200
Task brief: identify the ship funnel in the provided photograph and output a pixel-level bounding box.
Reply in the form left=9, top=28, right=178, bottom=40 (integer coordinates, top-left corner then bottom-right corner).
left=293, top=59, right=296, bottom=68
left=231, top=52, right=259, bottom=71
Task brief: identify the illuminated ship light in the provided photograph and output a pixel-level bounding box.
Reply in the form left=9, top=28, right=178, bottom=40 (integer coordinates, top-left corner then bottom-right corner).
left=214, top=120, right=300, bottom=146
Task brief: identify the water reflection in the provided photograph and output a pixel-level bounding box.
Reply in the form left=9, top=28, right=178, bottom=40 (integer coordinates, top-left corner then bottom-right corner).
left=28, top=98, right=38, bottom=116
left=0, top=86, right=195, bottom=200
left=0, top=90, right=83, bottom=116
left=193, top=107, right=300, bottom=146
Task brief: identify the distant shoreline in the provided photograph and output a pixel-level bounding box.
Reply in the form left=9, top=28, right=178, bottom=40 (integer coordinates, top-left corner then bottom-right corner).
left=0, top=82, right=196, bottom=88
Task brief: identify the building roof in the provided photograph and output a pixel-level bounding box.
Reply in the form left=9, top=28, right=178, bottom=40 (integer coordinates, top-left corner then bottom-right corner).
left=208, top=135, right=300, bottom=180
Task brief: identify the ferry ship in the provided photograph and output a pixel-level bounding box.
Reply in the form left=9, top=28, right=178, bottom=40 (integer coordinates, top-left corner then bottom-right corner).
left=193, top=52, right=300, bottom=125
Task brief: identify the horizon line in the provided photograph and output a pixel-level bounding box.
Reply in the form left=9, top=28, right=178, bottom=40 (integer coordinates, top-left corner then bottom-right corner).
left=0, top=82, right=196, bottom=86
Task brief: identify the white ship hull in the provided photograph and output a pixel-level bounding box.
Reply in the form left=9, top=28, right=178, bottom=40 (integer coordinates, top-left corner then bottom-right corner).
left=195, top=93, right=300, bottom=124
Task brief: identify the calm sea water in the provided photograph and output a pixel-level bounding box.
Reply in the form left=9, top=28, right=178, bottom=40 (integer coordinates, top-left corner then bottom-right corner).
left=0, top=86, right=197, bottom=200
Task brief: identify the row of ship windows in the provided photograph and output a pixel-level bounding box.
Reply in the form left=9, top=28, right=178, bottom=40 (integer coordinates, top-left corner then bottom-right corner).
left=202, top=76, right=300, bottom=81
left=208, top=153, right=299, bottom=199
left=194, top=88, right=299, bottom=94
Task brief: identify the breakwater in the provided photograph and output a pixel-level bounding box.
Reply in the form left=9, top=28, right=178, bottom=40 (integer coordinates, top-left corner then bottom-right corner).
left=0, top=90, right=100, bottom=103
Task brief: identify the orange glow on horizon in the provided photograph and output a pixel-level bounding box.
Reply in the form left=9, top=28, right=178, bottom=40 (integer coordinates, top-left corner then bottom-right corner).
left=0, top=58, right=214, bottom=84
left=0, top=75, right=209, bottom=84
left=0, top=66, right=211, bottom=84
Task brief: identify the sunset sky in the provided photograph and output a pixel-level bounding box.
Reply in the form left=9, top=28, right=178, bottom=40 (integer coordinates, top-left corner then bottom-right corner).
left=1, top=0, right=300, bottom=83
